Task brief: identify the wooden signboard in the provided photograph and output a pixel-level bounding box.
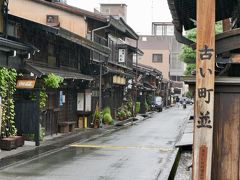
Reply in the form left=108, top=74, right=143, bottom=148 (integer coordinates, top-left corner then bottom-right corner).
left=193, top=0, right=215, bottom=179
left=16, top=79, right=36, bottom=89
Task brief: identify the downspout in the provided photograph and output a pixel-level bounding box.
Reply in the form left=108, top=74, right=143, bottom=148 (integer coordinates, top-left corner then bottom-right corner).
left=91, top=20, right=111, bottom=41
left=3, top=0, right=8, bottom=38
left=91, top=20, right=111, bottom=128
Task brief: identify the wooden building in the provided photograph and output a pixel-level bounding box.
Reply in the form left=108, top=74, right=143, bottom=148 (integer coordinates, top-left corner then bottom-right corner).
left=133, top=63, right=163, bottom=113
left=168, top=0, right=240, bottom=179
left=8, top=15, right=110, bottom=135
left=8, top=0, right=140, bottom=129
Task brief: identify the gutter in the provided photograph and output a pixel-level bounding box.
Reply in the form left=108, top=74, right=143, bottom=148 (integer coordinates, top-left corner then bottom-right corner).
left=91, top=20, right=111, bottom=41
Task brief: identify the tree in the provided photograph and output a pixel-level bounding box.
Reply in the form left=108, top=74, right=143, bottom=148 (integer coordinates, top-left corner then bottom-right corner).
left=180, top=22, right=223, bottom=75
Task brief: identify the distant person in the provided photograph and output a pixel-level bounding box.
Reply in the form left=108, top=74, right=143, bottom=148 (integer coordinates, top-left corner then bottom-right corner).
left=176, top=96, right=180, bottom=107
left=183, top=99, right=187, bottom=109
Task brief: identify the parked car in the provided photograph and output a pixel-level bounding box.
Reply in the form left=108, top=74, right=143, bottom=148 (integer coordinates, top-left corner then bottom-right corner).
left=151, top=96, right=163, bottom=112
left=180, top=97, right=194, bottom=105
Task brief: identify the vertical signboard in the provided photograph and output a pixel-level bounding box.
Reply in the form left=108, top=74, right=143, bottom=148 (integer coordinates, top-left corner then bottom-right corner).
left=77, top=93, right=84, bottom=111
left=118, top=49, right=126, bottom=63
left=85, top=89, right=92, bottom=112
left=193, top=0, right=215, bottom=179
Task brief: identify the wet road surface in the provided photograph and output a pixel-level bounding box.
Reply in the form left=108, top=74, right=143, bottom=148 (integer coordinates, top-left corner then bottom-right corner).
left=0, top=106, right=191, bottom=180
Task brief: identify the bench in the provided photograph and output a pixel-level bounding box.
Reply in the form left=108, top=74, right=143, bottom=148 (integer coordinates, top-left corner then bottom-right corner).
left=58, top=121, right=76, bottom=133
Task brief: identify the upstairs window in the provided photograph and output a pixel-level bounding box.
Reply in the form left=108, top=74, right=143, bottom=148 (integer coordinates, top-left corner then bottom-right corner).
left=152, top=54, right=163, bottom=63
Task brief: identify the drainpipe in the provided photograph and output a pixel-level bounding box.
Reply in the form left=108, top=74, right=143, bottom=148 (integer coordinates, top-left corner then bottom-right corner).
left=91, top=20, right=111, bottom=128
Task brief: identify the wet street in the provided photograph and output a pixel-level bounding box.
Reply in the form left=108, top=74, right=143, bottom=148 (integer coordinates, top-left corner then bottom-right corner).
left=0, top=106, right=191, bottom=180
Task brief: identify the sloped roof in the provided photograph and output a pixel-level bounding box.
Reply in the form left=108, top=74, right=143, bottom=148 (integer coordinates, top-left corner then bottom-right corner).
left=30, top=0, right=139, bottom=40
left=168, top=0, right=237, bottom=32
left=31, top=0, right=106, bottom=22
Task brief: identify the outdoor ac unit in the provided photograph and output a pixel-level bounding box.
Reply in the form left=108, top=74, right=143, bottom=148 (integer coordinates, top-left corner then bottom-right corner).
left=46, top=15, right=60, bottom=27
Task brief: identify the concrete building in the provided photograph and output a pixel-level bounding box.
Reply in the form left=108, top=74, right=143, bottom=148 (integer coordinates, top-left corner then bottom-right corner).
left=135, top=22, right=185, bottom=96
left=100, top=3, right=127, bottom=22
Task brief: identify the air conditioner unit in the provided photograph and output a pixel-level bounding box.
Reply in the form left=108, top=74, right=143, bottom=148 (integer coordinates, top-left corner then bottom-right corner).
left=46, top=15, right=60, bottom=27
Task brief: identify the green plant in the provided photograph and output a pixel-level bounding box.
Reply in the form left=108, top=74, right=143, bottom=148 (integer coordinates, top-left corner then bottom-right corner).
left=185, top=91, right=193, bottom=99
left=136, top=102, right=140, bottom=114
left=118, top=110, right=126, bottom=119
left=39, top=89, right=48, bottom=109
left=23, top=126, right=45, bottom=141
left=126, top=110, right=132, bottom=118
left=103, top=107, right=111, bottom=116
left=44, top=73, right=64, bottom=89
left=0, top=68, right=17, bottom=137
left=145, top=101, right=149, bottom=112
left=103, top=113, right=113, bottom=124
left=39, top=73, right=63, bottom=109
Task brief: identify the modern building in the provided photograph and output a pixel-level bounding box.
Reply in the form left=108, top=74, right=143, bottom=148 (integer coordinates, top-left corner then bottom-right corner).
left=100, top=3, right=127, bottom=22
left=135, top=22, right=186, bottom=96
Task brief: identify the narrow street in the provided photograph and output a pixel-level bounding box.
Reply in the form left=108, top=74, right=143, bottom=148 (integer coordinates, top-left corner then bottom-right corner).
left=0, top=107, right=191, bottom=180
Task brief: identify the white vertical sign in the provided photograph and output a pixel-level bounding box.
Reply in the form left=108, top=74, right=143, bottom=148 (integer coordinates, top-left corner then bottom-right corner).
left=85, top=90, right=92, bottom=112
left=118, top=49, right=126, bottom=63
left=77, top=93, right=84, bottom=111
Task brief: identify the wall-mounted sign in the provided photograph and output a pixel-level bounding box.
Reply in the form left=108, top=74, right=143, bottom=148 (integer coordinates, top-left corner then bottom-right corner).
left=118, top=49, right=126, bottom=63
left=16, top=79, right=36, bottom=89
left=77, top=93, right=84, bottom=111
left=85, top=89, right=92, bottom=112
left=113, top=75, right=126, bottom=85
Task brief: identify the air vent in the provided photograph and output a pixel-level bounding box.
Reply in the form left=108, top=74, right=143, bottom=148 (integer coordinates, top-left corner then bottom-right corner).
left=46, top=15, right=60, bottom=27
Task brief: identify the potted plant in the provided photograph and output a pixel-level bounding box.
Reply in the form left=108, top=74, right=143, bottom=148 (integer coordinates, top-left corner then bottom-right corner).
left=117, top=110, right=126, bottom=121
left=103, top=113, right=113, bottom=126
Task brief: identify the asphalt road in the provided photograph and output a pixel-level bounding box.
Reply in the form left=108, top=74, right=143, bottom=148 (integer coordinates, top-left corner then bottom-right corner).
left=0, top=106, right=191, bottom=180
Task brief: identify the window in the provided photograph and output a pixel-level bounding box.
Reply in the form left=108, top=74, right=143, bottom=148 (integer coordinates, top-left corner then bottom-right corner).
left=152, top=54, right=163, bottom=63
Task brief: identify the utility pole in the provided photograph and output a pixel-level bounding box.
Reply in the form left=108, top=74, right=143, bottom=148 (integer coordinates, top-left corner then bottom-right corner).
left=193, top=0, right=215, bottom=179
left=99, top=63, right=103, bottom=128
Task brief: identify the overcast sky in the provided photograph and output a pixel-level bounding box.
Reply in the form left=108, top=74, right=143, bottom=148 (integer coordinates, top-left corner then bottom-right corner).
left=67, top=0, right=172, bottom=35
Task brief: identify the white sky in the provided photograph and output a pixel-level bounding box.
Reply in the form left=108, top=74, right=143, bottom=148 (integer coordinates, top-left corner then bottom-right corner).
left=67, top=0, right=172, bottom=35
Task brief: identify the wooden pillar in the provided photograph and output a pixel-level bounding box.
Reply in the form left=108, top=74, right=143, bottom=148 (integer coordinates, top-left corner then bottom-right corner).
left=222, top=19, right=231, bottom=32
left=0, top=105, right=2, bottom=139
left=193, top=0, right=215, bottom=179
left=0, top=0, right=4, bottom=34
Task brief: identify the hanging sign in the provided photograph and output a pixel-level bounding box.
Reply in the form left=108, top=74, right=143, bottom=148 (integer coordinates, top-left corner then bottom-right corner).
left=16, top=79, right=36, bottom=89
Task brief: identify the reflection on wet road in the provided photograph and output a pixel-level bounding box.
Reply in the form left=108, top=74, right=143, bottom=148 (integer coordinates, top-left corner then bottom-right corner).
left=0, top=107, right=191, bottom=180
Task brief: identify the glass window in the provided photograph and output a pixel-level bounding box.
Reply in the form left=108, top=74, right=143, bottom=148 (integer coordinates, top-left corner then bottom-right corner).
left=152, top=54, right=163, bottom=63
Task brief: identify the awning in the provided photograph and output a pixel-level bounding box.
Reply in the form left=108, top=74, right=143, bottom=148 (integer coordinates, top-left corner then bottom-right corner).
left=0, top=37, right=37, bottom=54
left=57, top=28, right=111, bottom=57
left=104, top=66, right=134, bottom=78
left=118, top=44, right=144, bottom=55
left=143, top=82, right=157, bottom=91
left=167, top=0, right=237, bottom=32
left=25, top=63, right=93, bottom=81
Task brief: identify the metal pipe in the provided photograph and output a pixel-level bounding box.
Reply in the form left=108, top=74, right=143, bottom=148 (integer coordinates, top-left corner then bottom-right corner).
left=91, top=21, right=111, bottom=41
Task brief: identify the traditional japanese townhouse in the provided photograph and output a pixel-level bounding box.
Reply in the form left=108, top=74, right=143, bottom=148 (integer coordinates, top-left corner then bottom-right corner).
left=133, top=63, right=164, bottom=113
left=0, top=1, right=38, bottom=140
left=8, top=14, right=110, bottom=135
left=8, top=0, right=139, bottom=122
left=89, top=16, right=140, bottom=118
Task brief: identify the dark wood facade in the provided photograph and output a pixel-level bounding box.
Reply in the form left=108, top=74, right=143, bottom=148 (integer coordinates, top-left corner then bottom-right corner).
left=8, top=15, right=109, bottom=134
left=212, top=83, right=240, bottom=180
